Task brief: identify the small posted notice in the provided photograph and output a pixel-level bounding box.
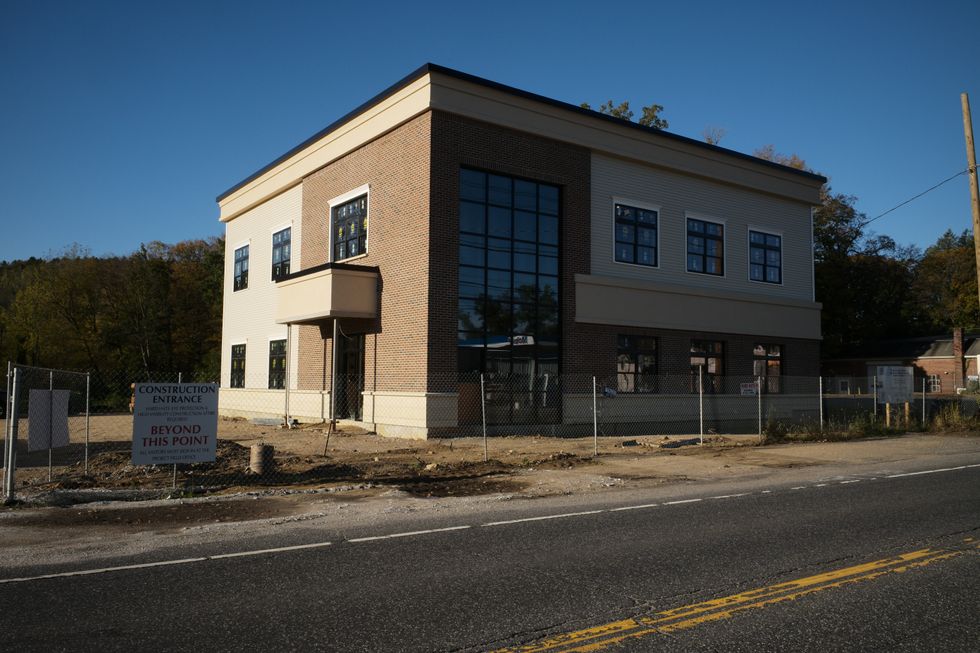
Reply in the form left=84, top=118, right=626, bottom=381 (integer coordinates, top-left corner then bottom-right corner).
left=874, top=366, right=914, bottom=405
left=132, top=383, right=218, bottom=465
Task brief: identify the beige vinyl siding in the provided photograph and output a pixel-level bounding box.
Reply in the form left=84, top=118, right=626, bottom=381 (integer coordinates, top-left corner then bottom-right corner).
left=221, top=185, right=302, bottom=390
left=591, top=152, right=814, bottom=302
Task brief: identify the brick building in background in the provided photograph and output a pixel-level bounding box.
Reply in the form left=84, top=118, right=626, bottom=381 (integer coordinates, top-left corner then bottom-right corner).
left=822, top=328, right=980, bottom=395
left=217, top=64, right=825, bottom=437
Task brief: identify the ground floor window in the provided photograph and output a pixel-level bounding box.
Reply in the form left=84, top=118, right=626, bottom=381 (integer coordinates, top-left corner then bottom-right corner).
left=928, top=374, right=941, bottom=393
left=268, top=339, right=286, bottom=389
left=230, top=344, right=246, bottom=388
left=617, top=335, right=657, bottom=393
left=753, top=344, right=782, bottom=393
left=690, top=340, right=724, bottom=392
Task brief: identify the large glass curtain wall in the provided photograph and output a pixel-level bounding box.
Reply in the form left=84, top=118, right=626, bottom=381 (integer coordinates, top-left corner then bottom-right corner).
left=458, top=168, right=561, bottom=423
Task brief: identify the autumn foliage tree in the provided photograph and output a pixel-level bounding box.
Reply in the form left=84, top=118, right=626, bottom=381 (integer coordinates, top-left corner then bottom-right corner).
left=0, top=238, right=224, bottom=380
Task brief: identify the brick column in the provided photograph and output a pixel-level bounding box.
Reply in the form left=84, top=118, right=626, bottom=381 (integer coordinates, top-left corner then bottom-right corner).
left=953, top=327, right=965, bottom=389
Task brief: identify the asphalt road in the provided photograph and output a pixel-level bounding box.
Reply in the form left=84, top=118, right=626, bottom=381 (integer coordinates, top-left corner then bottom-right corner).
left=2, top=461, right=979, bottom=651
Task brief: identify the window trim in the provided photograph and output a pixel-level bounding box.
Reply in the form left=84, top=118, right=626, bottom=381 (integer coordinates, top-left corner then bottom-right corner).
left=690, top=339, right=724, bottom=393
left=616, top=334, right=658, bottom=394
left=752, top=343, right=783, bottom=393
left=456, top=166, right=563, bottom=379
left=684, top=212, right=726, bottom=278
left=268, top=337, right=287, bottom=390
left=611, top=196, right=661, bottom=270
left=229, top=341, right=247, bottom=389
left=747, top=225, right=784, bottom=286
left=233, top=242, right=250, bottom=292
left=271, top=225, right=292, bottom=282
left=328, top=184, right=370, bottom=263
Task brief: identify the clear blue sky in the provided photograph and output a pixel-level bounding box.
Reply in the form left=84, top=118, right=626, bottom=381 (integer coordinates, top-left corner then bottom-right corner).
left=2, top=0, right=978, bottom=262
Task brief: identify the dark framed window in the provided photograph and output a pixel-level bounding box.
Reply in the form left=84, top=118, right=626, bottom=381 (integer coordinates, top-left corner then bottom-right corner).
left=457, top=167, right=561, bottom=413
left=749, top=231, right=782, bottom=284
left=233, top=245, right=249, bottom=291
left=268, top=339, right=286, bottom=389
left=332, top=194, right=368, bottom=261
left=753, top=343, right=782, bottom=393
left=691, top=340, right=724, bottom=392
left=230, top=344, right=246, bottom=388
left=614, top=203, right=658, bottom=266
left=272, top=228, right=291, bottom=281
left=617, top=335, right=657, bottom=393
left=687, top=218, right=724, bottom=275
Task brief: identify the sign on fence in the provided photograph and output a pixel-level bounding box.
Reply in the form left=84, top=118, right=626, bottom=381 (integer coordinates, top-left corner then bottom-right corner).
left=873, top=366, right=913, bottom=404
left=740, top=383, right=759, bottom=396
left=27, top=389, right=70, bottom=452
left=132, top=383, right=219, bottom=465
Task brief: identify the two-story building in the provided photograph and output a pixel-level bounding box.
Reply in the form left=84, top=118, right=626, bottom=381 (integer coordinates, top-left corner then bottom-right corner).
left=217, top=64, right=825, bottom=437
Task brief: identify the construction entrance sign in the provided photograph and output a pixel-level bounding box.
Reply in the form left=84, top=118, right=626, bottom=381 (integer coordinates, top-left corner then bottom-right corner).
left=132, top=383, right=219, bottom=465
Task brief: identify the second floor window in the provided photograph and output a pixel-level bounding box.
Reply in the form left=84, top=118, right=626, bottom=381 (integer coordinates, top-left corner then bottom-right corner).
left=687, top=218, right=724, bottom=276
left=272, top=228, right=291, bottom=281
left=233, top=245, right=249, bottom=291
left=614, top=203, right=658, bottom=266
left=332, top=194, right=368, bottom=262
left=749, top=231, right=782, bottom=284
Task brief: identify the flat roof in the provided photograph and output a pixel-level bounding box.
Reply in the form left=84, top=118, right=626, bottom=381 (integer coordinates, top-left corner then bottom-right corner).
left=217, top=63, right=827, bottom=203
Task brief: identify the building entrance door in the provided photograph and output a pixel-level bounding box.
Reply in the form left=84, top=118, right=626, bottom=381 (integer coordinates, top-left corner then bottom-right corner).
left=335, top=333, right=364, bottom=421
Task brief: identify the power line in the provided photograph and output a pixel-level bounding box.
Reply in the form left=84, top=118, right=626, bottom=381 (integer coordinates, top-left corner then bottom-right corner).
left=860, top=168, right=971, bottom=227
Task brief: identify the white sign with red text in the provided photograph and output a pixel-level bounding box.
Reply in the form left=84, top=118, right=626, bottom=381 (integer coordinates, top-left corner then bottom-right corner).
left=132, top=383, right=218, bottom=465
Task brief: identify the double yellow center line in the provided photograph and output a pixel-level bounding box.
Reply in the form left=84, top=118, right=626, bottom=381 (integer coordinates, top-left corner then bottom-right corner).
left=494, top=540, right=978, bottom=652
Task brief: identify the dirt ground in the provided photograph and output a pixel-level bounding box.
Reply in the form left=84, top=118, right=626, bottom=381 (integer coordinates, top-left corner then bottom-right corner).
left=3, top=413, right=755, bottom=501
left=3, top=413, right=976, bottom=507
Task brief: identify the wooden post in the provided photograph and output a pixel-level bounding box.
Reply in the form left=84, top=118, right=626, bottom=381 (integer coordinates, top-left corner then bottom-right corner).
left=885, top=403, right=891, bottom=428
left=961, top=93, right=980, bottom=309
left=904, top=402, right=910, bottom=428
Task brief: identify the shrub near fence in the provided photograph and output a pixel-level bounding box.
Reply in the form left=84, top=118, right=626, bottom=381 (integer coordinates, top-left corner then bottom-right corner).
left=1, top=365, right=969, bottom=503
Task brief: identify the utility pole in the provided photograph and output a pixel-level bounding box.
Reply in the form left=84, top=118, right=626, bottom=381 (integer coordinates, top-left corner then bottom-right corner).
left=962, top=93, right=980, bottom=308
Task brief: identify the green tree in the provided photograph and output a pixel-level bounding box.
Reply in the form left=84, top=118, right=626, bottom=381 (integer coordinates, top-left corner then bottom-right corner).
left=753, top=145, right=923, bottom=356
left=9, top=247, right=107, bottom=371
left=580, top=100, right=669, bottom=129
left=906, top=230, right=979, bottom=333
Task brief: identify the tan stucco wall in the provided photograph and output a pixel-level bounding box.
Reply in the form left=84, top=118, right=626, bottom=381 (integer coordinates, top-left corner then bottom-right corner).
left=575, top=273, right=822, bottom=340
left=221, top=184, right=302, bottom=389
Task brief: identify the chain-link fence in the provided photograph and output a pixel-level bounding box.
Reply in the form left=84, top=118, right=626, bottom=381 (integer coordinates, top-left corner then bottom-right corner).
left=4, top=364, right=976, bottom=503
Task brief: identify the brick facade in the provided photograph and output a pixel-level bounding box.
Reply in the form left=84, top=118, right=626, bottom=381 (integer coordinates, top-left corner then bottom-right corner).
left=297, top=112, right=432, bottom=394
left=582, top=324, right=820, bottom=380
left=296, top=110, right=821, bottom=398
left=428, top=110, right=593, bottom=389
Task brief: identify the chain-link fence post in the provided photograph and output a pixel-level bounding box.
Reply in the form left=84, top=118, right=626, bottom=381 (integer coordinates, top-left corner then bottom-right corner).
left=819, top=376, right=824, bottom=432
left=480, top=373, right=487, bottom=463
left=873, top=375, right=878, bottom=421
left=3, top=366, right=21, bottom=504
left=47, top=370, right=54, bottom=481
left=756, top=375, right=762, bottom=436
left=2, top=361, right=10, bottom=470
left=84, top=372, right=91, bottom=475
left=698, top=365, right=704, bottom=445
left=921, top=377, right=927, bottom=426
left=592, top=376, right=598, bottom=457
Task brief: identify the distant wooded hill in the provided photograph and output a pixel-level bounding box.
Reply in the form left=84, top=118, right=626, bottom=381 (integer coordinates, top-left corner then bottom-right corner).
left=0, top=238, right=224, bottom=380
